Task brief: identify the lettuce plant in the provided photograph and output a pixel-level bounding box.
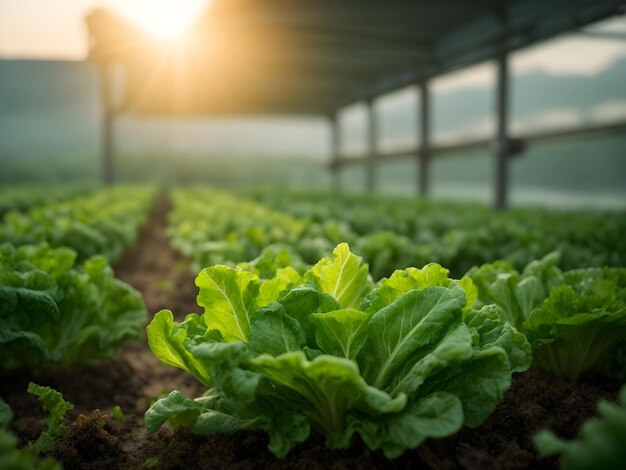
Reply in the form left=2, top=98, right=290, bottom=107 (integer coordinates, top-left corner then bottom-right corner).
left=145, top=243, right=529, bottom=458
left=534, top=385, right=626, bottom=470
left=525, top=267, right=626, bottom=381
left=0, top=243, right=146, bottom=369
left=469, top=255, right=626, bottom=381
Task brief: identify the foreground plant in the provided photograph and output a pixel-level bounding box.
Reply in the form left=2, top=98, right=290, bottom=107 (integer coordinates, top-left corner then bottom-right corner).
left=469, top=254, right=626, bottom=381
left=534, top=385, right=626, bottom=470
left=0, top=243, right=146, bottom=369
left=145, top=243, right=529, bottom=458
left=0, top=383, right=73, bottom=470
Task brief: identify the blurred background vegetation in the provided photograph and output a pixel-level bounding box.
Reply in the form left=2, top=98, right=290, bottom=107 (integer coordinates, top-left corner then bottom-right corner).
left=0, top=3, right=625, bottom=209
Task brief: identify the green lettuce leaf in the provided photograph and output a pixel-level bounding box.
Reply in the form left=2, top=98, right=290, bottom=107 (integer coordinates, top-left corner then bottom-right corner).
left=0, top=397, right=13, bottom=429
left=305, top=243, right=372, bottom=309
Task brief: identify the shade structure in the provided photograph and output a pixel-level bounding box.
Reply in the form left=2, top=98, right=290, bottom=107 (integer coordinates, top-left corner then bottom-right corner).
left=87, top=0, right=625, bottom=117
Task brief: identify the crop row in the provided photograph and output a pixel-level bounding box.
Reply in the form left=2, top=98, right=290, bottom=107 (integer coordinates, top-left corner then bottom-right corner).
left=0, top=186, right=155, bottom=263
left=1, top=186, right=624, bottom=468
left=0, top=185, right=154, bottom=469
left=0, top=184, right=94, bottom=220
left=153, top=188, right=625, bottom=463
left=0, top=185, right=155, bottom=369
left=248, top=188, right=626, bottom=277
left=168, top=187, right=626, bottom=280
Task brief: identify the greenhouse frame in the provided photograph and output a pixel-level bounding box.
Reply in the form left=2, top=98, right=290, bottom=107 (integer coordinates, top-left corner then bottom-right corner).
left=87, top=0, right=626, bottom=209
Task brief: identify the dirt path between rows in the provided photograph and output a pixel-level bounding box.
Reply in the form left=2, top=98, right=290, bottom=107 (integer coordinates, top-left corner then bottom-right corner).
left=111, top=195, right=206, bottom=464
left=1, top=194, right=205, bottom=468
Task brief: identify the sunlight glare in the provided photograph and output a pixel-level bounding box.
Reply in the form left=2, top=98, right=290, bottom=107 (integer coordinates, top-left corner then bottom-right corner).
left=110, top=0, right=208, bottom=40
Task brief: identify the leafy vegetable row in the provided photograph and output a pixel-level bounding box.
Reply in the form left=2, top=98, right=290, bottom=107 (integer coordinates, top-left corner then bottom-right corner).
left=151, top=186, right=626, bottom=460
left=248, top=188, right=626, bottom=277
left=0, top=184, right=94, bottom=221
left=168, top=188, right=435, bottom=280
left=0, top=243, right=146, bottom=369
left=0, top=186, right=154, bottom=369
left=0, top=185, right=155, bottom=263
left=168, top=188, right=337, bottom=272
left=168, top=188, right=626, bottom=283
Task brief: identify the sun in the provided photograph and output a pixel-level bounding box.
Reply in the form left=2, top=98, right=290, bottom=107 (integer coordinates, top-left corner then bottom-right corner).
left=111, top=0, right=208, bottom=40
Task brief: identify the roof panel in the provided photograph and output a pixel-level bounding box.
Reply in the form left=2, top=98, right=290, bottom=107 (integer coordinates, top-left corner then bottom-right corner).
left=86, top=0, right=625, bottom=116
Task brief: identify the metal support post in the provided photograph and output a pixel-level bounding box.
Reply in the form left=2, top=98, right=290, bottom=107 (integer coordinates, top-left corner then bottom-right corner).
left=99, top=62, right=115, bottom=185
left=366, top=99, right=377, bottom=193
left=494, top=52, right=510, bottom=210
left=418, top=81, right=431, bottom=196
left=329, top=112, right=341, bottom=193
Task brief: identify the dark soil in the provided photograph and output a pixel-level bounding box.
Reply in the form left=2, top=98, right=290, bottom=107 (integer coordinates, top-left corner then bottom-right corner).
left=135, top=369, right=619, bottom=470
left=1, top=194, right=621, bottom=469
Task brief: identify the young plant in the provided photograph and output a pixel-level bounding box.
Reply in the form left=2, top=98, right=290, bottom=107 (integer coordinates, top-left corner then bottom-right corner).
left=145, top=243, right=529, bottom=458
left=0, top=384, right=72, bottom=470
left=0, top=243, right=146, bottom=369
left=27, top=383, right=74, bottom=454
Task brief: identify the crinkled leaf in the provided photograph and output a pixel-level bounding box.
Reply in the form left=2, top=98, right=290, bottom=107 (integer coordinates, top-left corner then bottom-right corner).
left=277, top=286, right=340, bottom=346
left=465, top=305, right=532, bottom=373
left=266, top=411, right=310, bottom=458
left=27, top=383, right=73, bottom=454
left=256, top=267, right=302, bottom=308
left=305, top=243, right=372, bottom=308
left=251, top=352, right=406, bottom=438
left=362, top=264, right=476, bottom=314
left=420, top=346, right=512, bottom=427
left=524, top=268, right=626, bottom=381
left=190, top=340, right=260, bottom=403
left=389, top=323, right=474, bottom=397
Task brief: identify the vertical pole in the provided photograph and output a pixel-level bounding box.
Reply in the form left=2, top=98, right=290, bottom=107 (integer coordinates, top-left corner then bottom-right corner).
left=366, top=98, right=377, bottom=193
left=99, top=62, right=115, bottom=185
left=329, top=112, right=341, bottom=193
left=494, top=52, right=510, bottom=210
left=418, top=81, right=431, bottom=196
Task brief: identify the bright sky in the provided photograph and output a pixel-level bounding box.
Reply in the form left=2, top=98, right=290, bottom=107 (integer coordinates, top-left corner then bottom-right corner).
left=0, top=0, right=625, bottom=79
left=0, top=1, right=210, bottom=58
